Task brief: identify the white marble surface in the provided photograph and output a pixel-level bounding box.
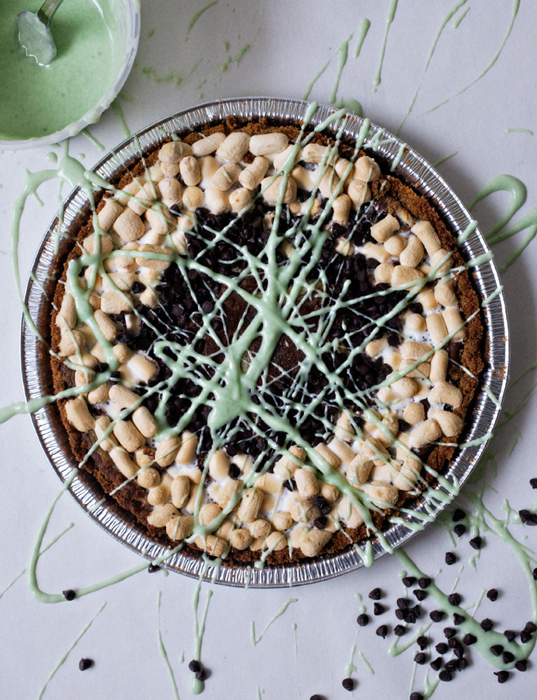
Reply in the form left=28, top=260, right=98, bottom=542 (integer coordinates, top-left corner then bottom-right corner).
left=1, top=1, right=537, bottom=698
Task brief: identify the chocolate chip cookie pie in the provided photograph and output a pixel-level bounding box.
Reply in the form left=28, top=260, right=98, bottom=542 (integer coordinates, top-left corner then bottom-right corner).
left=50, top=112, right=484, bottom=567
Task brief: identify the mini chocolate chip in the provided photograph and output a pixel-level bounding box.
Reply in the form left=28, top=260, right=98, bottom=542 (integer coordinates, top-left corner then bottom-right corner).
left=524, top=621, right=537, bottom=633
left=435, top=643, right=448, bottom=655
left=310, top=695, right=324, bottom=700
left=397, top=598, right=410, bottom=609
left=463, top=633, right=477, bottom=645
left=520, top=631, right=532, bottom=643
left=445, top=660, right=458, bottom=672
left=228, top=463, right=241, bottom=479
left=430, top=657, right=442, bottom=671
left=368, top=587, right=382, bottom=600
left=533, top=567, right=537, bottom=580
left=439, top=670, right=452, bottom=682
left=530, top=478, right=537, bottom=489
left=457, top=658, right=468, bottom=671
left=402, top=576, right=416, bottom=588
left=131, top=281, right=146, bottom=294
left=188, top=660, right=201, bottom=673
left=342, top=678, right=354, bottom=691
left=313, top=517, right=327, bottom=529
left=418, top=577, right=431, bottom=589
left=169, top=205, right=182, bottom=216
left=396, top=609, right=405, bottom=620
left=409, top=302, right=423, bottom=314
left=357, top=614, right=369, bottom=627
left=376, top=624, right=388, bottom=638
left=413, top=589, right=427, bottom=601
left=452, top=509, right=466, bottom=522
left=494, top=671, right=509, bottom=683
left=416, top=636, right=428, bottom=650
left=504, top=630, right=517, bottom=642
left=63, top=589, right=76, bottom=601
left=394, top=625, right=406, bottom=636
left=519, top=509, right=537, bottom=525
left=374, top=603, right=385, bottom=615
left=195, top=669, right=207, bottom=681
left=469, top=536, right=482, bottom=549
left=444, top=628, right=457, bottom=639
left=414, top=652, right=427, bottom=665
left=486, top=589, right=498, bottom=601
left=490, top=644, right=503, bottom=656
left=453, top=524, right=466, bottom=537
left=148, top=564, right=161, bottom=573
left=453, top=613, right=465, bottom=626
left=503, top=651, right=515, bottom=664
left=481, top=618, right=493, bottom=631
left=79, top=658, right=93, bottom=671
left=515, top=659, right=528, bottom=672
left=410, top=693, right=424, bottom=700
left=448, top=593, right=461, bottom=606
left=445, top=552, right=457, bottom=565
left=430, top=610, right=444, bottom=623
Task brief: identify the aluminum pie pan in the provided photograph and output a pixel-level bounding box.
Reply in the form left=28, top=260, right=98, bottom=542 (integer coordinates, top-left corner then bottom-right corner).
left=21, top=97, right=509, bottom=588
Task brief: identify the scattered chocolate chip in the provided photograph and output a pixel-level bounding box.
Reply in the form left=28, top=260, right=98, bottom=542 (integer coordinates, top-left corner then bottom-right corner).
left=469, top=536, right=483, bottom=549
left=417, top=636, right=428, bottom=650
left=413, top=589, right=427, bottom=601
left=310, top=695, right=324, bottom=700
left=480, top=618, right=493, bottom=631
left=504, top=630, right=517, bottom=642
left=357, top=614, right=369, bottom=627
left=435, top=643, right=448, bottom=655
left=444, top=660, right=458, bottom=672
left=503, top=651, right=515, bottom=664
left=448, top=593, right=461, bottom=606
left=463, top=633, right=477, bottom=645
left=195, top=669, right=207, bottom=681
left=445, top=552, right=457, bottom=565
left=148, top=564, right=161, bottom=573
left=439, top=670, right=452, bottom=682
left=533, top=567, right=537, bottom=580
left=342, top=678, right=354, bottom=691
left=368, top=587, right=382, bottom=600
left=519, top=509, right=537, bottom=525
left=452, top=509, right=466, bottom=522
left=524, top=621, right=537, bottom=634
left=429, top=657, right=443, bottom=671
left=394, top=624, right=406, bottom=636
left=395, top=609, right=405, bottom=620
left=374, top=603, right=386, bottom=615
left=188, top=660, right=201, bottom=673
left=397, top=598, right=410, bottom=609
left=313, top=517, right=327, bottom=529
left=402, top=576, right=416, bottom=588
left=79, top=658, right=93, bottom=671
left=131, top=280, right=146, bottom=294
left=520, top=631, right=532, bottom=644
left=457, top=658, right=468, bottom=671
left=515, top=659, right=528, bottom=672
left=376, top=624, right=388, bottom=638
left=228, top=463, right=241, bottom=479
left=62, top=589, right=76, bottom=601
left=444, top=627, right=457, bottom=639
left=410, top=693, right=423, bottom=700
left=453, top=613, right=465, bottom=626
left=486, top=588, right=498, bottom=601
left=430, top=610, right=445, bottom=623
left=454, top=524, right=466, bottom=537
left=530, top=478, right=537, bottom=489
left=414, top=652, right=427, bottom=665
left=494, top=671, right=509, bottom=683
left=418, top=577, right=431, bottom=589
left=490, top=644, right=503, bottom=657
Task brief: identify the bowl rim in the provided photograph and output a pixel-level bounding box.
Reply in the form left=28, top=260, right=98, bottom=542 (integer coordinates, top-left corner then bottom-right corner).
left=21, top=96, right=510, bottom=587
left=0, top=0, right=141, bottom=151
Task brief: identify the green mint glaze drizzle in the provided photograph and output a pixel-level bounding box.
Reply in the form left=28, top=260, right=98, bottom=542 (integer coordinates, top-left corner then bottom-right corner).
left=454, top=6, right=471, bottom=28
left=250, top=598, right=298, bottom=646
left=373, top=0, right=399, bottom=91
left=353, top=19, right=371, bottom=59
left=157, top=590, right=181, bottom=700
left=424, top=0, right=468, bottom=72
left=187, top=1, right=219, bottom=34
